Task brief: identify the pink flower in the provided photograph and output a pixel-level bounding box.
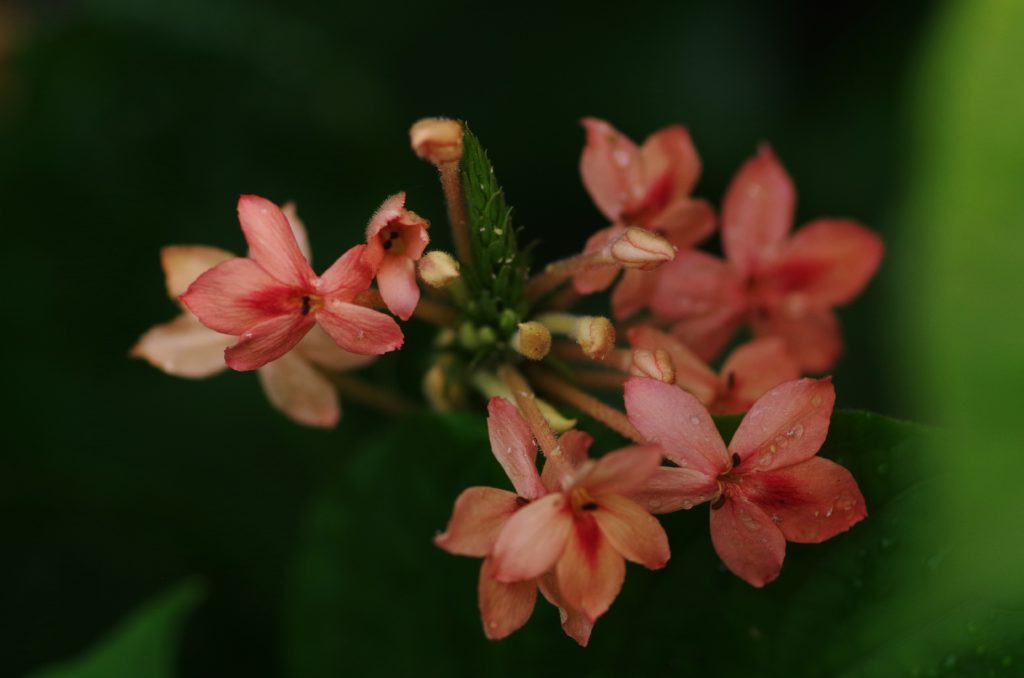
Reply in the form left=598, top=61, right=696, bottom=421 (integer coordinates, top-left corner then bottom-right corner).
left=131, top=205, right=375, bottom=427
left=574, top=118, right=716, bottom=319
left=650, top=146, right=884, bottom=371
left=628, top=326, right=800, bottom=414
left=436, top=398, right=669, bottom=645
left=181, top=195, right=403, bottom=371
left=363, top=192, right=430, bottom=320
left=624, top=376, right=866, bottom=587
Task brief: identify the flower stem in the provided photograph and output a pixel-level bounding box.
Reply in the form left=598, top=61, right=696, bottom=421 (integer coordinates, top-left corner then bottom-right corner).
left=353, top=288, right=456, bottom=326
left=497, top=364, right=571, bottom=473
left=440, top=162, right=472, bottom=265
left=570, top=370, right=628, bottom=390
left=524, top=250, right=611, bottom=300
left=526, top=366, right=646, bottom=444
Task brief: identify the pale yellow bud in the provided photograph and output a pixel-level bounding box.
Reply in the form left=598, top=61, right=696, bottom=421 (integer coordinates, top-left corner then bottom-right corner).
left=629, top=349, right=676, bottom=384
left=418, top=250, right=461, bottom=288
left=410, top=117, right=464, bottom=165
left=609, top=227, right=676, bottom=270
left=510, top=321, right=552, bottom=361
left=574, top=316, right=616, bottom=360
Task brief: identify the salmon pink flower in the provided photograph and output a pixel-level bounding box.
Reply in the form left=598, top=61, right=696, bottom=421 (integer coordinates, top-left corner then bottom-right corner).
left=650, top=146, right=883, bottom=371
left=363, top=192, right=430, bottom=320
left=181, top=195, right=403, bottom=371
left=628, top=326, right=800, bottom=414
left=624, top=376, right=865, bottom=587
left=573, top=118, right=716, bottom=319
left=132, top=206, right=375, bottom=427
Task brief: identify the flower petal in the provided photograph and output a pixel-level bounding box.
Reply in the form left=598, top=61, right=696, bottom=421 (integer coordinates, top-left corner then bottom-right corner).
left=224, top=313, right=314, bottom=371
left=434, top=487, right=522, bottom=557
left=130, top=314, right=233, bottom=378
left=579, top=118, right=643, bottom=221
left=729, top=377, right=835, bottom=472
left=716, top=338, right=800, bottom=414
left=710, top=496, right=786, bottom=587
left=610, top=268, right=657, bottom=320
left=257, top=350, right=339, bottom=428
left=649, top=250, right=747, bottom=348
left=491, top=493, right=572, bottom=582
left=281, top=201, right=312, bottom=263
left=538, top=573, right=595, bottom=647
left=638, top=125, right=701, bottom=203
left=624, top=377, right=729, bottom=475
left=755, top=307, right=842, bottom=373
left=555, top=515, right=626, bottom=621
left=578, top=445, right=663, bottom=496
left=237, top=195, right=314, bottom=287
left=161, top=245, right=234, bottom=300
left=181, top=258, right=298, bottom=335
left=573, top=225, right=625, bottom=294
left=627, top=325, right=718, bottom=406
left=316, top=300, right=403, bottom=355
left=766, top=219, right=884, bottom=307
left=294, top=326, right=376, bottom=371
left=625, top=466, right=721, bottom=514
left=316, top=244, right=374, bottom=300
left=487, top=397, right=546, bottom=500
left=376, top=255, right=420, bottom=321
left=742, top=457, right=867, bottom=543
left=646, top=198, right=716, bottom=250
left=592, top=494, right=670, bottom=569
left=721, top=145, right=795, bottom=275
left=478, top=558, right=537, bottom=640
left=365, top=193, right=407, bottom=241
left=542, top=430, right=593, bottom=492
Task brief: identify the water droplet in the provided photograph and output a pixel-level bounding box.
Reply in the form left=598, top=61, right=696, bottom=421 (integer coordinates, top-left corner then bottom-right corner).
left=811, top=393, right=823, bottom=406
left=739, top=510, right=761, bottom=531
left=648, top=499, right=662, bottom=510
left=559, top=608, right=569, bottom=624
left=682, top=500, right=694, bottom=509
left=788, top=423, right=804, bottom=439
left=825, top=506, right=834, bottom=518
left=689, top=415, right=700, bottom=425
left=771, top=513, right=782, bottom=524
left=813, top=510, right=820, bottom=517
left=488, top=620, right=498, bottom=629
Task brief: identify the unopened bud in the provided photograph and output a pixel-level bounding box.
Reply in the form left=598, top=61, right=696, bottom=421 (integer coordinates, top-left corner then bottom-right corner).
left=418, top=250, right=460, bottom=288
left=510, top=321, right=552, bottom=361
left=537, top=400, right=577, bottom=433
left=574, top=316, right=616, bottom=360
left=609, top=227, right=676, bottom=270
left=410, top=117, right=464, bottom=165
left=629, top=349, right=676, bottom=383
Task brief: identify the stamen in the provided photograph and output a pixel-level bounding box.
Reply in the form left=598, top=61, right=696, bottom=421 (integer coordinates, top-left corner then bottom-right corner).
left=581, top=501, right=598, bottom=511
left=731, top=453, right=741, bottom=467
left=300, top=295, right=311, bottom=316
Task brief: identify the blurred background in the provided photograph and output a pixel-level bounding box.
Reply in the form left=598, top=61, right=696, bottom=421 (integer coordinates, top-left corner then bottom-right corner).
left=1, top=0, right=1021, bottom=676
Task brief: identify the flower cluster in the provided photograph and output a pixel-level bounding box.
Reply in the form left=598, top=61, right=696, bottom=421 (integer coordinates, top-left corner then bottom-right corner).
left=134, top=115, right=880, bottom=646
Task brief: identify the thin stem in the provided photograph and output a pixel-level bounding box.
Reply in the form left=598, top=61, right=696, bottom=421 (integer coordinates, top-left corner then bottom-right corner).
left=550, top=342, right=632, bottom=371
left=497, top=365, right=569, bottom=472
left=324, top=373, right=416, bottom=415
left=571, top=370, right=628, bottom=391
left=527, top=366, right=647, bottom=444
left=440, top=162, right=472, bottom=265
left=525, top=250, right=612, bottom=300
left=546, top=285, right=581, bottom=311
left=354, top=288, right=456, bottom=327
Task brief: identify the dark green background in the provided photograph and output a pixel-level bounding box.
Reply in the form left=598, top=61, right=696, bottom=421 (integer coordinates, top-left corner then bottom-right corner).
left=3, top=0, right=1022, bottom=676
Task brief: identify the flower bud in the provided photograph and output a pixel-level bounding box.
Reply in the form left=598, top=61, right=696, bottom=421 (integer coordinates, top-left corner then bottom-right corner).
left=410, top=117, right=464, bottom=165
left=609, top=227, right=676, bottom=270
left=510, top=321, right=552, bottom=361
left=418, top=250, right=461, bottom=288
left=629, top=348, right=675, bottom=384
left=574, top=316, right=616, bottom=360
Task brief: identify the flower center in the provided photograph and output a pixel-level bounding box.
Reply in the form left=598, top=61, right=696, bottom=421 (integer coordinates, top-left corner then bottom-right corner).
left=569, top=487, right=599, bottom=513
left=381, top=227, right=405, bottom=255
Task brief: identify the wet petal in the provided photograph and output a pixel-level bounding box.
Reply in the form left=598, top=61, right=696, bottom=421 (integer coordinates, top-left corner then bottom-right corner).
left=487, top=397, right=546, bottom=500
left=625, top=466, right=720, bottom=514
left=627, top=325, right=718, bottom=406
left=716, top=338, right=800, bottom=414
left=294, top=326, right=375, bottom=371
left=316, top=244, right=374, bottom=300
left=538, top=573, right=595, bottom=647
left=579, top=118, right=643, bottom=221
left=478, top=558, right=537, bottom=640
left=649, top=249, right=746, bottom=321
left=181, top=258, right=297, bottom=335
left=237, top=195, right=314, bottom=287
left=161, top=245, right=234, bottom=300
left=592, top=494, right=670, bottom=569
left=579, top=446, right=663, bottom=496
left=491, top=493, right=572, bottom=582
left=376, top=255, right=420, bottom=321
left=743, top=457, right=866, bottom=543
left=555, top=516, right=626, bottom=621
left=646, top=198, right=716, bottom=250
left=435, top=487, right=522, bottom=557
left=257, top=350, right=339, bottom=428
left=638, top=125, right=701, bottom=202
left=316, top=300, right=403, bottom=355
left=130, top=314, right=233, bottom=378
left=709, top=495, right=786, bottom=587
left=224, top=313, right=314, bottom=371
left=573, top=225, right=625, bottom=294
left=755, top=307, right=842, bottom=373
left=729, top=377, right=835, bottom=472
left=721, top=145, right=795, bottom=275
left=624, top=377, right=729, bottom=475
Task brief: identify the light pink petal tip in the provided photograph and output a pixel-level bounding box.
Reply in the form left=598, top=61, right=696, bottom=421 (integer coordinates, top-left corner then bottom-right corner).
left=638, top=124, right=701, bottom=202
left=579, top=118, right=642, bottom=221
left=721, top=145, right=795, bottom=276
left=479, top=559, right=537, bottom=640
left=487, top=397, right=546, bottom=500
left=491, top=493, right=571, bottom=582
left=130, top=315, right=233, bottom=379
left=729, top=377, right=835, bottom=472
left=365, top=192, right=408, bottom=240
left=716, top=338, right=800, bottom=414
left=160, top=245, right=235, bottom=300
left=710, top=496, right=786, bottom=587
left=435, top=487, right=523, bottom=557
left=624, top=377, right=729, bottom=475
left=538, top=574, right=595, bottom=647
left=257, top=351, right=340, bottom=428
left=317, top=300, right=403, bottom=355
left=376, top=256, right=420, bottom=321
left=237, top=195, right=314, bottom=287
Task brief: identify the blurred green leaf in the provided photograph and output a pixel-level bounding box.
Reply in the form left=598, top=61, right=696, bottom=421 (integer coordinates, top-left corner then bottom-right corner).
left=25, top=580, right=203, bottom=678
left=283, top=410, right=1019, bottom=676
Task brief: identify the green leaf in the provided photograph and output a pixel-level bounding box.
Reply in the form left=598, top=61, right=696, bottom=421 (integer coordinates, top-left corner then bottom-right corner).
left=25, top=580, right=204, bottom=678
left=283, top=410, right=1018, bottom=676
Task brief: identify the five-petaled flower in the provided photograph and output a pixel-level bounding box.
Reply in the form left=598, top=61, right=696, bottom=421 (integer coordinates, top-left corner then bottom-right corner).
left=624, top=376, right=866, bottom=587
left=649, top=146, right=884, bottom=371
left=181, top=195, right=403, bottom=371
left=363, top=192, right=430, bottom=320
left=574, top=118, right=716, bottom=319
left=436, top=397, right=670, bottom=644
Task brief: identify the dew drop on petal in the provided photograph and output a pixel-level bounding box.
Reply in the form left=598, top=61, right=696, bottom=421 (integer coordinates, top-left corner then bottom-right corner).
left=811, top=394, right=823, bottom=407
left=788, top=423, right=804, bottom=439
left=739, top=510, right=761, bottom=531
left=689, top=415, right=700, bottom=425
left=648, top=499, right=662, bottom=510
